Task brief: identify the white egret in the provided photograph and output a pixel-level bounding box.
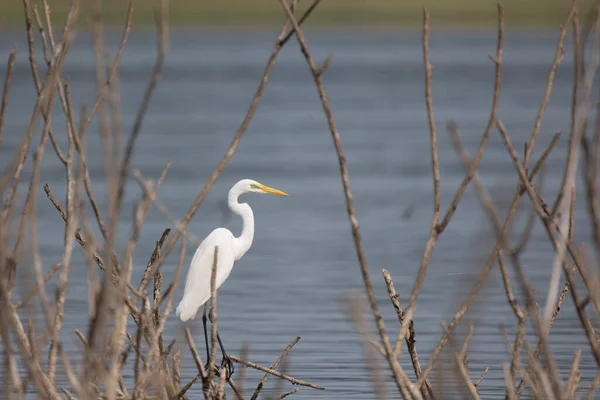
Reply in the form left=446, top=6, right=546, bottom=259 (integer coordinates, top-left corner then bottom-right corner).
left=176, top=179, right=288, bottom=376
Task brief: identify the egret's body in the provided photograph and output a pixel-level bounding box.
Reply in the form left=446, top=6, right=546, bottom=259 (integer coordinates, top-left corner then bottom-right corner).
left=175, top=179, right=288, bottom=375
left=176, top=227, right=238, bottom=321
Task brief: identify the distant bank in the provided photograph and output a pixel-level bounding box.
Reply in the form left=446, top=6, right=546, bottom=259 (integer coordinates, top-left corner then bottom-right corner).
left=0, top=0, right=592, bottom=28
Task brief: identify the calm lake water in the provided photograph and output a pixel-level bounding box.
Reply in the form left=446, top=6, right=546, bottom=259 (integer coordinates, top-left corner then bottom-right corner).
left=1, top=27, right=597, bottom=399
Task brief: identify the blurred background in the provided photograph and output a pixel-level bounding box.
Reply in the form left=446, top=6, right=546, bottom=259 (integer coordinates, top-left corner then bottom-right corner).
left=1, top=0, right=598, bottom=398
left=0, top=0, right=589, bottom=27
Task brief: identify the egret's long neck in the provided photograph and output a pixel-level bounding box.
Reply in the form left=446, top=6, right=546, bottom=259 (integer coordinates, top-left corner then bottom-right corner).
left=229, top=189, right=254, bottom=260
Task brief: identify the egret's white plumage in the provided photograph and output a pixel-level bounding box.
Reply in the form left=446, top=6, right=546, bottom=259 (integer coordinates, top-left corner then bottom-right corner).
left=176, top=179, right=288, bottom=322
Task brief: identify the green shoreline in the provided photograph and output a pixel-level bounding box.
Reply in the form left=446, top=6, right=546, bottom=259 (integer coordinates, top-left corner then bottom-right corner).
left=0, top=1, right=594, bottom=28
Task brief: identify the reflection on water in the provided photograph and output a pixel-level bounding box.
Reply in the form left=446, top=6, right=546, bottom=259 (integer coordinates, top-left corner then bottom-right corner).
left=0, top=28, right=593, bottom=398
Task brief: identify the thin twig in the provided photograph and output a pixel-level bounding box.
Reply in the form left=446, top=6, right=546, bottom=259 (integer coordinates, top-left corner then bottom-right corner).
left=275, top=389, right=300, bottom=400
left=436, top=3, right=504, bottom=234
left=586, top=370, right=600, bottom=399
left=383, top=269, right=433, bottom=399
left=79, top=0, right=133, bottom=137
left=524, top=0, right=577, bottom=167
left=1, top=0, right=78, bottom=225
left=250, top=337, right=301, bottom=400
left=229, top=355, right=324, bottom=391
left=397, top=8, right=444, bottom=357
left=279, top=0, right=420, bottom=397
left=177, top=372, right=202, bottom=398
left=565, top=349, right=582, bottom=399
left=496, top=118, right=600, bottom=368
left=112, top=2, right=169, bottom=242
left=441, top=322, right=480, bottom=399
left=474, top=367, right=488, bottom=387
left=543, top=0, right=599, bottom=324
left=0, top=46, right=16, bottom=149
left=14, top=263, right=62, bottom=309
left=342, top=296, right=389, bottom=400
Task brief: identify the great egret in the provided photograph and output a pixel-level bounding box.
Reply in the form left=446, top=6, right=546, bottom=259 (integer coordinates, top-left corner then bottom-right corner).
left=176, top=179, right=289, bottom=377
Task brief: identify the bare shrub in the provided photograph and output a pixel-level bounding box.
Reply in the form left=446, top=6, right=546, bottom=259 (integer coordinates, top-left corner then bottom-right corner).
left=2, top=0, right=600, bottom=399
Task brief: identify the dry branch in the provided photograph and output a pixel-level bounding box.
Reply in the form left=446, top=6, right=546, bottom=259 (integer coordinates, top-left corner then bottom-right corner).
left=0, top=46, right=16, bottom=149
left=279, top=0, right=420, bottom=397
left=229, top=355, right=324, bottom=391
left=543, top=0, right=598, bottom=324
left=250, top=337, right=301, bottom=400
left=382, top=269, right=432, bottom=399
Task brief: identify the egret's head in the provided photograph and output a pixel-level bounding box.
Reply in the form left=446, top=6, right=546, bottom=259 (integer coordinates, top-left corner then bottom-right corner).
left=235, top=179, right=289, bottom=196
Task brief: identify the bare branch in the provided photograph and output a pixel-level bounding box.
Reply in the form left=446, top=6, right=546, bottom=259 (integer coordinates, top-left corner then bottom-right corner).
left=229, top=355, right=324, bottom=391
left=250, top=337, right=301, bottom=400
left=0, top=46, right=16, bottom=149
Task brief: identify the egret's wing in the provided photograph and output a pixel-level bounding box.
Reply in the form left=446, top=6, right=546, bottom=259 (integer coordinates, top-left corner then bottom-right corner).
left=176, top=228, right=235, bottom=321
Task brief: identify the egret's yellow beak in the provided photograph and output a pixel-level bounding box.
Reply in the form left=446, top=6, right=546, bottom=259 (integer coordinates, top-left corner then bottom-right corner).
left=255, top=183, right=289, bottom=196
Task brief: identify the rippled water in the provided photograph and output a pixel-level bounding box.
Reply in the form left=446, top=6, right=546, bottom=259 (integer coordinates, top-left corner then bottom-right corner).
left=1, top=27, right=596, bottom=398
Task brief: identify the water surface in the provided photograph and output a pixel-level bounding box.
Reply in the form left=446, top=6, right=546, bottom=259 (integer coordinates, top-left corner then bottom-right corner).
left=0, top=28, right=595, bottom=398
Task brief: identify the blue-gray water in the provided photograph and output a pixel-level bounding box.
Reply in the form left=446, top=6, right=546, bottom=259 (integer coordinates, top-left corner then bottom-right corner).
left=1, top=27, right=598, bottom=398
